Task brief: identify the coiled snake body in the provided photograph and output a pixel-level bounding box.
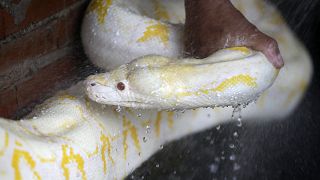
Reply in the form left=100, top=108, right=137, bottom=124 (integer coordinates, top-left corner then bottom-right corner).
left=0, top=0, right=313, bottom=179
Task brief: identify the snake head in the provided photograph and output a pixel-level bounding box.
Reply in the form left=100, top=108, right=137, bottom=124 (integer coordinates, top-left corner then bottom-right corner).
left=85, top=64, right=132, bottom=104
left=85, top=65, right=153, bottom=108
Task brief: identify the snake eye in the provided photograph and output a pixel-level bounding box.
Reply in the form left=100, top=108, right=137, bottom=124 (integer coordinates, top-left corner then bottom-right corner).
left=116, top=82, right=125, bottom=91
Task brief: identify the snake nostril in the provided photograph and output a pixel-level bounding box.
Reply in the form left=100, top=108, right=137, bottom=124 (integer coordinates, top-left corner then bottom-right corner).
left=90, top=83, right=96, bottom=86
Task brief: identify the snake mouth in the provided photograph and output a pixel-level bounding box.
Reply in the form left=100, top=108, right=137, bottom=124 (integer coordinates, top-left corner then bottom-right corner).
left=90, top=98, right=155, bottom=109
left=115, top=101, right=155, bottom=108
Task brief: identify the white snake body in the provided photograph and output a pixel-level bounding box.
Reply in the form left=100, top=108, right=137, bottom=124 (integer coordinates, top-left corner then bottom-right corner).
left=0, top=0, right=313, bottom=179
left=82, top=0, right=186, bottom=70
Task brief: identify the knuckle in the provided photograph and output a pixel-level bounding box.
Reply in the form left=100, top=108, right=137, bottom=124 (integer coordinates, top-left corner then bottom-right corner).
left=265, top=38, right=278, bottom=49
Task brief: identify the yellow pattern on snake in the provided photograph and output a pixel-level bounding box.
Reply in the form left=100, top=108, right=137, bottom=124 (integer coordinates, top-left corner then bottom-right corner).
left=137, top=22, right=169, bottom=45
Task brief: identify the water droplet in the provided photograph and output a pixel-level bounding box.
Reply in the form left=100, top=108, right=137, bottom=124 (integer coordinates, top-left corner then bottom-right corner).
left=233, top=132, right=239, bottom=137
left=233, top=163, right=241, bottom=171
left=143, top=137, right=147, bottom=142
left=209, top=163, right=219, bottom=173
left=216, top=125, right=221, bottom=130
left=145, top=125, right=151, bottom=134
left=229, top=144, right=235, bottom=149
left=116, top=105, right=122, bottom=112
left=231, top=105, right=242, bottom=120
left=175, top=113, right=179, bottom=119
left=229, top=154, right=236, bottom=161
left=231, top=104, right=243, bottom=127
left=173, top=170, right=177, bottom=175
left=155, top=163, right=160, bottom=168
left=160, top=145, right=164, bottom=149
left=237, top=120, right=242, bottom=127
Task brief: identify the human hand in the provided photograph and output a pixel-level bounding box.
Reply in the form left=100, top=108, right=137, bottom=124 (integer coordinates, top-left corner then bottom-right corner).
left=184, top=0, right=284, bottom=69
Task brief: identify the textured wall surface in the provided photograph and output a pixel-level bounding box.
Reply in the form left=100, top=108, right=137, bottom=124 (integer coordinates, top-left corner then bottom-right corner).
left=0, top=0, right=90, bottom=118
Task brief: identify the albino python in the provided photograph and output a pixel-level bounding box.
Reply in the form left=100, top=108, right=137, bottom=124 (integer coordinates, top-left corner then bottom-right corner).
left=85, top=48, right=278, bottom=110
left=0, top=0, right=313, bottom=179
